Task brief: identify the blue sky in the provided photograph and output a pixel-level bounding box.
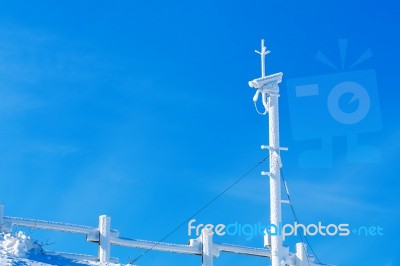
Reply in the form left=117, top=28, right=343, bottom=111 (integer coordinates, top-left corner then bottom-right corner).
left=0, top=1, right=399, bottom=265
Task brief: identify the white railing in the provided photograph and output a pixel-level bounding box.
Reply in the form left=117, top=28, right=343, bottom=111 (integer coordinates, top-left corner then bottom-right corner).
left=0, top=203, right=276, bottom=266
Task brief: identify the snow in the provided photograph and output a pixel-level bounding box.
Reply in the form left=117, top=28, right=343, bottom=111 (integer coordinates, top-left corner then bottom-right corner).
left=0, top=231, right=132, bottom=266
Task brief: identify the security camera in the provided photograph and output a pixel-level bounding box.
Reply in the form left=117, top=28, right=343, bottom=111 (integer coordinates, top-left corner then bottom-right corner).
left=248, top=72, right=283, bottom=92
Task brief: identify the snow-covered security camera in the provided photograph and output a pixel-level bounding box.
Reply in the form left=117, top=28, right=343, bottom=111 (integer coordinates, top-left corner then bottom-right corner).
left=248, top=72, right=283, bottom=92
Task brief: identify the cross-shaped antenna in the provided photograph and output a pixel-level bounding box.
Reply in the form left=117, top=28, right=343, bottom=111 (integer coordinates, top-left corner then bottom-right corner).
left=255, top=39, right=270, bottom=78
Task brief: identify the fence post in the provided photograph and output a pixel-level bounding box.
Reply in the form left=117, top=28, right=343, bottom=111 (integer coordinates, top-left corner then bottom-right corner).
left=295, top=242, right=307, bottom=266
left=0, top=203, right=3, bottom=232
left=201, top=228, right=214, bottom=266
left=98, top=215, right=111, bottom=263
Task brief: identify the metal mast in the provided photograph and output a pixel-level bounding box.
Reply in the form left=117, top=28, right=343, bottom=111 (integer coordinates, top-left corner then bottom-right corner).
left=249, top=39, right=284, bottom=266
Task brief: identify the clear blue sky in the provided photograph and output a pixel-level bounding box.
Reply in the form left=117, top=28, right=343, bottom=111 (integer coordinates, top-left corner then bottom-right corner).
left=0, top=1, right=399, bottom=265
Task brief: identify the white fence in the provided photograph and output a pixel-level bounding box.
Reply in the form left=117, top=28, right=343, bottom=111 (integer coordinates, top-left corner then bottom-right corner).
left=0, top=203, right=277, bottom=265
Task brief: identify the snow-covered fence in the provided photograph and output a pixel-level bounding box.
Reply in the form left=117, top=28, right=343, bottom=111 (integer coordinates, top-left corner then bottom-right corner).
left=0, top=204, right=272, bottom=265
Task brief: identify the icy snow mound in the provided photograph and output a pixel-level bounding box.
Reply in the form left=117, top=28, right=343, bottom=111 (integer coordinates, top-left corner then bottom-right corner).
left=0, top=231, right=130, bottom=266
left=1, top=231, right=41, bottom=257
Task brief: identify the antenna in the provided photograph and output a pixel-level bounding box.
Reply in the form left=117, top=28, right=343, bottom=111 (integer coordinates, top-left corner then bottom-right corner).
left=255, top=39, right=270, bottom=78
left=253, top=39, right=271, bottom=115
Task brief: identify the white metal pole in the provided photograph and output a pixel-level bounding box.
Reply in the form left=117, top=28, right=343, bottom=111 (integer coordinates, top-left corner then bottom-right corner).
left=99, top=215, right=111, bottom=263
left=269, top=90, right=283, bottom=266
left=201, top=228, right=214, bottom=266
left=250, top=40, right=284, bottom=266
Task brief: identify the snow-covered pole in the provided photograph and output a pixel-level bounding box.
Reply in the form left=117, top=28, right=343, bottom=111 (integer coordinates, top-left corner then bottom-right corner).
left=98, top=215, right=111, bottom=263
left=249, top=39, right=284, bottom=266
left=0, top=203, right=4, bottom=232
left=268, top=86, right=283, bottom=266
left=201, top=227, right=214, bottom=266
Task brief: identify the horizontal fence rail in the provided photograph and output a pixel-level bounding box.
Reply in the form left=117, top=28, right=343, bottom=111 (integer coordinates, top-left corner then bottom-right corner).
left=214, top=242, right=271, bottom=257
left=0, top=204, right=318, bottom=266
left=111, top=236, right=202, bottom=255
left=3, top=216, right=96, bottom=235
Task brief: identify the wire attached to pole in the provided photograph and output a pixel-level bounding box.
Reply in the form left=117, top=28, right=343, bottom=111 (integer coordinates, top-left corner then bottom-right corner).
left=253, top=90, right=269, bottom=115
left=131, top=155, right=269, bottom=263
left=280, top=168, right=329, bottom=266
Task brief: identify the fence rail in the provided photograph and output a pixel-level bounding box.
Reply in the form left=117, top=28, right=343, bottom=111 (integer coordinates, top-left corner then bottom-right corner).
left=3, top=216, right=96, bottom=234
left=0, top=203, right=279, bottom=266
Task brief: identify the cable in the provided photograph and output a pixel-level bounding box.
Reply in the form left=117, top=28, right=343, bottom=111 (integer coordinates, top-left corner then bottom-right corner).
left=254, top=101, right=268, bottom=115
left=280, top=168, right=326, bottom=266
left=131, top=155, right=269, bottom=263
left=253, top=90, right=268, bottom=115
